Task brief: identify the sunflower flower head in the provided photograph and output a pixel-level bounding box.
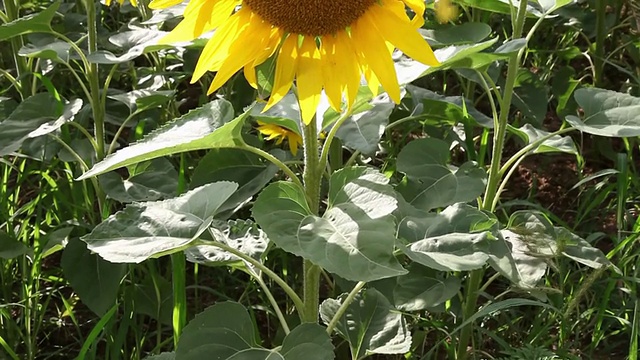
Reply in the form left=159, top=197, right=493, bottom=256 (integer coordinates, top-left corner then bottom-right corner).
left=150, top=0, right=439, bottom=124
left=434, top=0, right=459, bottom=23
left=256, top=121, right=302, bottom=156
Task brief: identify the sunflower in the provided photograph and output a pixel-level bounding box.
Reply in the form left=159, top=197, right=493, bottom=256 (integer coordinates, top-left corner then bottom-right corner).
left=256, top=121, right=302, bottom=155
left=105, top=0, right=137, bottom=6
left=434, top=0, right=459, bottom=24
left=149, top=0, right=439, bottom=124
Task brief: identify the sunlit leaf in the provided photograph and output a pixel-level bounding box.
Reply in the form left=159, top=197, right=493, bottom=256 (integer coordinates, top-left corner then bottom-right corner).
left=78, top=99, right=244, bottom=179
left=0, top=2, right=60, bottom=41
left=566, top=88, right=640, bottom=137
left=82, top=182, right=238, bottom=263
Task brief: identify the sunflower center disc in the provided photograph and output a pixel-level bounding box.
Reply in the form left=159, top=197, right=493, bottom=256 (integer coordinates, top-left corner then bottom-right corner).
left=244, top=0, right=377, bottom=36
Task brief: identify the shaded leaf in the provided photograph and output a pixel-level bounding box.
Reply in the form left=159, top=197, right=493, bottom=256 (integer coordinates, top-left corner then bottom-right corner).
left=0, top=230, right=30, bottom=259
left=100, top=158, right=179, bottom=202
left=61, top=239, right=127, bottom=316
left=334, top=94, right=394, bottom=155
left=320, top=289, right=411, bottom=359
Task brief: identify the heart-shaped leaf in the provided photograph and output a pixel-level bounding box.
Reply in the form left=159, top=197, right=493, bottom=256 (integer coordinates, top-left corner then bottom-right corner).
left=320, top=289, right=411, bottom=358
left=61, top=239, right=127, bottom=316
left=566, top=88, right=640, bottom=137
left=254, top=173, right=406, bottom=282
left=396, top=138, right=486, bottom=212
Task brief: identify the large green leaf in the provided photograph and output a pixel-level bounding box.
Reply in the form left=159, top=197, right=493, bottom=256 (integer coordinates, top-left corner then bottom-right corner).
left=82, top=182, right=238, bottom=263
left=100, top=158, right=179, bottom=202
left=176, top=302, right=258, bottom=360
left=334, top=94, right=394, bottom=155
left=0, top=2, right=60, bottom=41
left=61, top=239, right=127, bottom=316
left=396, top=138, right=486, bottom=211
left=0, top=94, right=82, bottom=156
left=328, top=166, right=397, bottom=219
left=253, top=170, right=406, bottom=282
left=396, top=38, right=500, bottom=84
left=402, top=232, right=492, bottom=271
left=86, top=29, right=170, bottom=64
left=176, top=303, right=333, bottom=360
left=371, top=264, right=460, bottom=311
left=566, top=88, right=640, bottom=137
left=320, top=289, right=411, bottom=359
left=78, top=99, right=244, bottom=180
left=280, top=324, right=335, bottom=360
left=421, top=22, right=492, bottom=46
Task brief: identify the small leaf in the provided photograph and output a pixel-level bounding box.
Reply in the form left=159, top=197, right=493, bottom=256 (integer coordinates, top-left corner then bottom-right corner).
left=61, top=239, right=127, bottom=316
left=396, top=38, right=499, bottom=84
left=320, top=289, right=411, bottom=358
left=0, top=2, right=60, bottom=41
left=510, top=124, right=579, bottom=156
left=19, top=41, right=72, bottom=63
left=0, top=94, right=81, bottom=156
left=78, top=99, right=243, bottom=179
left=82, top=182, right=238, bottom=263
left=566, top=88, right=640, bottom=137
left=108, top=89, right=175, bottom=112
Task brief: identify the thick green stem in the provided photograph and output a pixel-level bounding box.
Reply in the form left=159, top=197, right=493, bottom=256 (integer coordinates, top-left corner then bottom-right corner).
left=83, top=0, right=105, bottom=161
left=301, top=118, right=322, bottom=323
left=3, top=0, right=29, bottom=99
left=456, top=2, right=529, bottom=359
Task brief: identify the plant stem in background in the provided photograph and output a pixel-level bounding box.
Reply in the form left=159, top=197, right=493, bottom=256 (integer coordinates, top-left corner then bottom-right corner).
left=594, top=0, right=606, bottom=87
left=301, top=118, right=322, bottom=323
left=456, top=0, right=529, bottom=358
left=2, top=0, right=29, bottom=99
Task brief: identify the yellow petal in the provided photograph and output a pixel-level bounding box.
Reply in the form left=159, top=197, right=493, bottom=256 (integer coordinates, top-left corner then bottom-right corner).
left=160, top=0, right=236, bottom=44
left=352, top=13, right=400, bottom=102
left=402, top=0, right=426, bottom=27
left=243, top=28, right=284, bottom=89
left=148, top=0, right=183, bottom=9
left=370, top=3, right=439, bottom=66
left=264, top=34, right=298, bottom=111
left=130, top=0, right=137, bottom=6
left=296, top=36, right=323, bottom=124
left=334, top=31, right=361, bottom=110
left=320, top=36, right=342, bottom=111
left=207, top=14, right=277, bottom=94
left=191, top=8, right=249, bottom=82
